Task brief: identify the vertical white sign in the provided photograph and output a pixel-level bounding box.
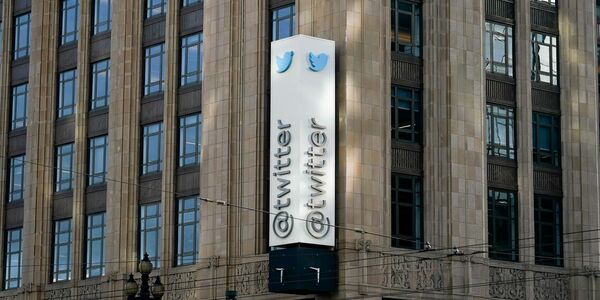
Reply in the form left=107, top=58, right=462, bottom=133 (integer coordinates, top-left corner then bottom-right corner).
left=270, top=35, right=335, bottom=247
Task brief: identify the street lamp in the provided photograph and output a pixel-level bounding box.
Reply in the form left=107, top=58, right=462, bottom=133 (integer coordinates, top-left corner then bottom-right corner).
left=125, top=253, right=165, bottom=300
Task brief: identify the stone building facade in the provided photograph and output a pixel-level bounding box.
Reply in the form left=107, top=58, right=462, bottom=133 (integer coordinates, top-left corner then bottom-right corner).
left=0, top=0, right=596, bottom=299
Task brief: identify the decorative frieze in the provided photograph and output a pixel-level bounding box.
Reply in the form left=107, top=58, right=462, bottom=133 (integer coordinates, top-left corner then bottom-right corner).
left=488, top=266, right=525, bottom=300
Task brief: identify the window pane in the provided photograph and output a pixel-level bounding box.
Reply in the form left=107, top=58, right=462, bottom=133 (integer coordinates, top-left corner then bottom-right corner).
left=392, top=1, right=421, bottom=57
left=88, top=136, right=108, bottom=185
left=142, top=122, right=164, bottom=174
left=53, top=219, right=72, bottom=282
left=535, top=195, right=563, bottom=266
left=140, top=203, right=161, bottom=268
left=144, top=44, right=165, bottom=95
left=147, top=0, right=166, bottom=18
left=271, top=4, right=295, bottom=41
left=4, top=228, right=22, bottom=289
left=14, top=13, right=31, bottom=59
left=177, top=197, right=200, bottom=265
left=488, top=189, right=518, bottom=261
left=93, top=0, right=112, bottom=34
left=56, top=144, right=74, bottom=192
left=391, top=174, right=422, bottom=249
left=86, top=213, right=105, bottom=278
left=180, top=33, right=203, bottom=86
left=60, top=0, right=79, bottom=45
left=179, top=114, right=203, bottom=167
left=58, top=70, right=78, bottom=118
left=90, top=59, right=110, bottom=110
left=391, top=86, right=421, bottom=143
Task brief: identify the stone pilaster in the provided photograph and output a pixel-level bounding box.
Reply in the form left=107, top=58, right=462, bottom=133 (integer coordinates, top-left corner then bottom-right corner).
left=22, top=0, right=59, bottom=297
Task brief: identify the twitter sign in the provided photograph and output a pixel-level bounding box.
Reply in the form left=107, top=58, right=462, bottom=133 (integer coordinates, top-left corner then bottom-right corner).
left=270, top=35, right=335, bottom=247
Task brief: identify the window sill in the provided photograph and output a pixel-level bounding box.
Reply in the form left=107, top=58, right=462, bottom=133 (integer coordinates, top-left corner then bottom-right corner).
left=86, top=182, right=107, bottom=193
left=180, top=2, right=203, bottom=14
left=6, top=200, right=24, bottom=209
left=179, top=82, right=203, bottom=93
left=12, top=56, right=29, bottom=66
left=142, top=92, right=164, bottom=103
left=58, top=41, right=77, bottom=53
left=177, top=164, right=200, bottom=175
left=89, top=106, right=109, bottom=117
left=8, top=127, right=27, bottom=138
left=55, top=114, right=75, bottom=125
left=91, top=30, right=111, bottom=41
left=487, top=155, right=517, bottom=167
left=144, top=14, right=166, bottom=25
left=486, top=72, right=515, bottom=84
left=54, top=190, right=73, bottom=199
left=140, top=172, right=162, bottom=182
left=531, top=81, right=560, bottom=92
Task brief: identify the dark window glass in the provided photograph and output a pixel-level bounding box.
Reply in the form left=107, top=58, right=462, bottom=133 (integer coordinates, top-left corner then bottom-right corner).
left=86, top=212, right=105, bottom=278
left=391, top=174, right=423, bottom=249
left=88, top=135, right=107, bottom=185
left=13, top=13, right=30, bottom=59
left=179, top=114, right=202, bottom=167
left=60, top=0, right=79, bottom=45
left=391, top=0, right=421, bottom=57
left=11, top=83, right=27, bottom=130
left=535, top=195, right=563, bottom=266
left=4, top=228, right=22, bottom=290
left=56, top=143, right=74, bottom=192
left=8, top=155, right=25, bottom=203
left=180, top=33, right=203, bottom=86
left=142, top=122, right=163, bottom=174
left=140, top=203, right=161, bottom=268
left=146, top=0, right=166, bottom=18
left=177, top=196, right=200, bottom=266
left=93, top=0, right=111, bottom=35
left=58, top=69, right=77, bottom=118
left=487, top=104, right=516, bottom=159
left=182, top=0, right=200, bottom=7
left=271, top=4, right=294, bottom=41
left=144, top=43, right=165, bottom=95
left=90, top=59, right=110, bottom=110
left=484, top=22, right=513, bottom=76
left=53, top=219, right=72, bottom=282
left=488, top=189, right=518, bottom=261
left=531, top=32, right=558, bottom=85
left=532, top=112, right=560, bottom=167
left=391, top=86, right=421, bottom=143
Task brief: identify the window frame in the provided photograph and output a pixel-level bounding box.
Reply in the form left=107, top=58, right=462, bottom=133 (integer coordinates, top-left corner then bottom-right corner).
left=391, top=85, right=421, bottom=144
left=57, top=69, right=78, bottom=119
left=10, top=83, right=27, bottom=130
left=88, top=135, right=108, bottom=186
left=180, top=32, right=203, bottom=87
left=143, top=43, right=165, bottom=96
left=139, top=203, right=161, bottom=268
left=391, top=173, right=423, bottom=250
left=146, top=0, right=166, bottom=19
left=13, top=13, right=31, bottom=60
left=52, top=219, right=72, bottom=282
left=178, top=114, right=202, bottom=167
left=488, top=189, right=519, bottom=262
left=92, top=0, right=111, bottom=35
left=534, top=195, right=563, bottom=267
left=90, top=59, right=110, bottom=110
left=176, top=196, right=200, bottom=266
left=141, top=122, right=164, bottom=175
left=181, top=0, right=201, bottom=7
left=532, top=112, right=561, bottom=168
left=531, top=32, right=559, bottom=86
left=60, top=0, right=79, bottom=45
left=271, top=4, right=295, bottom=41
left=4, top=228, right=22, bottom=290
left=391, top=0, right=422, bottom=57
left=55, top=143, right=75, bottom=192
left=484, top=21, right=514, bottom=77
left=85, top=212, right=105, bottom=278
left=486, top=104, right=516, bottom=160
left=8, top=155, right=25, bottom=203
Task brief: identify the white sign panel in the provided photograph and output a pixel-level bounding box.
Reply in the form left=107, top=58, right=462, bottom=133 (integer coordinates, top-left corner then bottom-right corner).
left=269, top=35, right=335, bottom=247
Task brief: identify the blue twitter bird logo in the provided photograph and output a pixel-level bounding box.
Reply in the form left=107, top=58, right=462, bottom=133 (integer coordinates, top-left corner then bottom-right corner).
left=276, top=51, right=294, bottom=73
left=308, top=52, right=328, bottom=72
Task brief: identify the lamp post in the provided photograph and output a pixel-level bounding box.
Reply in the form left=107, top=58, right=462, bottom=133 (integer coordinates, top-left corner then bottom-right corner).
left=125, top=253, right=165, bottom=300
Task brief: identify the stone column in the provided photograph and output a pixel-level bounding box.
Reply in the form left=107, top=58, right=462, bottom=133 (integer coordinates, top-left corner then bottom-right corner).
left=22, top=0, right=59, bottom=298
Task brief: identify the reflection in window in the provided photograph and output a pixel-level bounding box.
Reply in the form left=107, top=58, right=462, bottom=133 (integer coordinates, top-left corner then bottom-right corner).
left=53, top=219, right=72, bottom=282
left=140, top=203, right=161, bottom=268
left=60, top=0, right=79, bottom=45
left=182, top=0, right=200, bottom=7
left=144, top=43, right=165, bottom=95
left=88, top=135, right=108, bottom=185
left=487, top=104, right=515, bottom=160
left=8, top=155, right=25, bottom=203
left=391, top=0, right=421, bottom=57
left=4, top=228, right=22, bottom=289
left=142, top=122, right=163, bottom=174
left=391, top=174, right=422, bottom=249
left=534, top=195, right=563, bottom=267
left=532, top=0, right=556, bottom=6
left=271, top=5, right=294, bottom=41
left=488, top=189, right=518, bottom=262
left=13, top=13, right=30, bottom=59
left=11, top=83, right=28, bottom=130
left=58, top=69, right=78, bottom=118
left=391, top=86, right=421, bottom=143
left=146, top=0, right=166, bottom=18
left=179, top=114, right=202, bottom=167
left=531, top=32, right=558, bottom=85
left=484, top=22, right=513, bottom=76
left=532, top=112, right=560, bottom=167
left=176, top=196, right=200, bottom=266
left=86, top=213, right=105, bottom=278
left=56, top=143, right=74, bottom=192
left=90, top=59, right=110, bottom=110
left=180, top=33, right=203, bottom=86
left=93, top=0, right=111, bottom=35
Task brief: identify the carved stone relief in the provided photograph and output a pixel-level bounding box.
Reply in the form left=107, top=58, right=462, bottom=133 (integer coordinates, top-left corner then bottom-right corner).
left=533, top=272, right=570, bottom=300
left=234, top=260, right=269, bottom=296
left=488, top=266, right=525, bottom=300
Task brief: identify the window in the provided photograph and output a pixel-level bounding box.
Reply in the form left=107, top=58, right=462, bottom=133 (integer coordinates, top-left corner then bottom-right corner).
left=391, top=0, right=421, bottom=57
left=90, top=59, right=110, bottom=110
left=144, top=43, right=165, bottom=95
left=176, top=197, right=200, bottom=266
left=532, top=0, right=556, bottom=6
left=11, top=83, right=27, bottom=130
left=55, top=144, right=74, bottom=192
left=271, top=4, right=294, bottom=41
left=8, top=155, right=25, bottom=203
left=140, top=203, right=161, bottom=268
left=391, top=174, right=422, bottom=249
left=86, top=213, right=105, bottom=278
left=93, top=0, right=111, bottom=35
left=391, top=86, right=421, bottom=143
left=487, top=104, right=516, bottom=160
left=488, top=189, right=518, bottom=261
left=4, top=228, right=22, bottom=290
left=484, top=22, right=513, bottom=77
left=53, top=219, right=72, bottom=282
left=142, top=122, right=163, bottom=174
left=60, top=0, right=79, bottom=45
left=88, top=135, right=107, bottom=185
left=146, top=0, right=166, bottom=18
left=179, top=114, right=202, bottom=167
left=182, top=0, right=200, bottom=7
left=58, top=69, right=77, bottom=118
left=532, top=112, right=560, bottom=168
left=535, top=195, right=563, bottom=266
left=531, top=32, right=558, bottom=85
left=13, top=13, right=30, bottom=59
left=180, top=33, right=203, bottom=86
